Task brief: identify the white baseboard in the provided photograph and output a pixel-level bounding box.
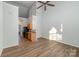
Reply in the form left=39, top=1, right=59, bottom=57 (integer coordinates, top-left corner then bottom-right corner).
left=3, top=43, right=19, bottom=49
left=40, top=37, right=79, bottom=48
left=56, top=40, right=79, bottom=48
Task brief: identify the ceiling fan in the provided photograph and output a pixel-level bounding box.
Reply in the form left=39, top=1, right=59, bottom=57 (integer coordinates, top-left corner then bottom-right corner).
left=37, top=1, right=55, bottom=11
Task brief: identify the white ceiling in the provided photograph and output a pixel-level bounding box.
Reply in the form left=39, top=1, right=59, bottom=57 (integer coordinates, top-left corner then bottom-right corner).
left=5, top=1, right=34, bottom=8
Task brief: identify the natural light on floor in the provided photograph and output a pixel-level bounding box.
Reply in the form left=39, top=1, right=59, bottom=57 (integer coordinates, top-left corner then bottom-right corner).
left=49, top=24, right=63, bottom=41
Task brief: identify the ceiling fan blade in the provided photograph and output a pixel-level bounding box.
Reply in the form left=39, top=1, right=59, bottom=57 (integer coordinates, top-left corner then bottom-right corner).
left=38, top=1, right=45, bottom=4
left=46, top=1, right=50, bottom=4
left=47, top=4, right=55, bottom=7
left=44, top=5, right=46, bottom=11
left=37, top=5, right=43, bottom=9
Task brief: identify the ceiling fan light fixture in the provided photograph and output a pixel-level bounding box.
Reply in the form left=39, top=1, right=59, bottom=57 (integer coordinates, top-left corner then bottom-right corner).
left=37, top=1, right=55, bottom=11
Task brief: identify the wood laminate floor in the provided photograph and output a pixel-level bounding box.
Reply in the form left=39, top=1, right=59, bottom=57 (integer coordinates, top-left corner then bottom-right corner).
left=1, top=38, right=79, bottom=57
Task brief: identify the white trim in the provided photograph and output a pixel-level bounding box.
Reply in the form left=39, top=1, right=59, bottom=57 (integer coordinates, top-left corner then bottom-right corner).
left=41, top=37, right=79, bottom=48
left=3, top=43, right=19, bottom=49
left=55, top=40, right=79, bottom=48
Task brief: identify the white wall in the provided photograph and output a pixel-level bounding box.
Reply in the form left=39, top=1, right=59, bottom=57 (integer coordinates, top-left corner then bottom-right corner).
left=4, top=1, right=29, bottom=18
left=35, top=15, right=42, bottom=38
left=32, top=15, right=37, bottom=30
left=0, top=2, right=3, bottom=55
left=3, top=2, right=19, bottom=48
left=29, top=2, right=36, bottom=23
left=41, top=1, right=79, bottom=47
left=35, top=2, right=43, bottom=38
left=19, top=7, right=29, bottom=18
left=29, top=2, right=36, bottom=17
